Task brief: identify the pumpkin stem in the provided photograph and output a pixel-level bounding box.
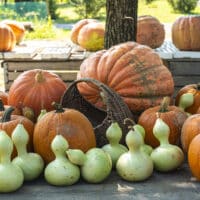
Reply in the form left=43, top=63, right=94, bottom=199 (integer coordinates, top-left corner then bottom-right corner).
left=0, top=99, right=5, bottom=111
left=35, top=70, right=45, bottom=83
left=52, top=102, right=65, bottom=113
left=158, top=96, right=170, bottom=113
left=1, top=106, right=14, bottom=122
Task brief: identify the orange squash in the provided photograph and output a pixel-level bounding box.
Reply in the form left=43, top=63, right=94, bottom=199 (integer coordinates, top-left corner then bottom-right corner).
left=2, top=20, right=25, bottom=44
left=188, top=134, right=200, bottom=181
left=136, top=15, right=165, bottom=48
left=33, top=103, right=96, bottom=163
left=0, top=23, right=16, bottom=52
left=8, top=69, right=67, bottom=122
left=172, top=16, right=200, bottom=51
left=181, top=114, right=200, bottom=153
left=138, top=97, right=188, bottom=148
left=77, top=41, right=174, bottom=115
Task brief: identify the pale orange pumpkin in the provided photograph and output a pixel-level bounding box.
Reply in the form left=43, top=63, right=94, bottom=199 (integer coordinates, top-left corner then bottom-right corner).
left=0, top=23, right=16, bottom=52
left=2, top=20, right=25, bottom=44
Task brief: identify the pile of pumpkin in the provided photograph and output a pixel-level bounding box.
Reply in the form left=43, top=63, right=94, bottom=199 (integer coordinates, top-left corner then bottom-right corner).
left=0, top=15, right=200, bottom=193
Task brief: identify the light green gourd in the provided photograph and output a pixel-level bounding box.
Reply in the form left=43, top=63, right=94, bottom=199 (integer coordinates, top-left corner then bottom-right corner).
left=44, top=135, right=80, bottom=186
left=116, top=128, right=154, bottom=182
left=67, top=147, right=112, bottom=183
left=0, top=130, right=24, bottom=193
left=37, top=109, right=47, bottom=122
left=133, top=124, right=153, bottom=155
left=178, top=93, right=194, bottom=115
left=150, top=115, right=184, bottom=172
left=12, top=123, right=44, bottom=181
left=102, top=122, right=128, bottom=168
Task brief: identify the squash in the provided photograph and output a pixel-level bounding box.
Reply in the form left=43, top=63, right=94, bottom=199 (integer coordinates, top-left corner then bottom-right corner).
left=181, top=114, right=200, bottom=153
left=175, top=83, right=200, bottom=114
left=172, top=15, right=200, bottom=51
left=70, top=19, right=105, bottom=51
left=77, top=41, right=174, bottom=115
left=138, top=97, right=188, bottom=148
left=136, top=15, right=165, bottom=48
left=2, top=20, right=25, bottom=44
left=8, top=69, right=67, bottom=122
left=33, top=103, right=96, bottom=164
left=188, top=134, right=200, bottom=181
left=0, top=23, right=16, bottom=52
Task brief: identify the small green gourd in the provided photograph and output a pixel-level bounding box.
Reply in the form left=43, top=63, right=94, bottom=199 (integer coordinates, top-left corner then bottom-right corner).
left=0, top=130, right=24, bottom=193
left=133, top=124, right=153, bottom=155
left=44, top=135, right=80, bottom=186
left=37, top=109, right=47, bottom=122
left=178, top=93, right=194, bottom=115
left=12, top=123, right=44, bottom=181
left=116, top=127, right=154, bottom=182
left=150, top=114, right=184, bottom=172
left=67, top=147, right=112, bottom=183
left=102, top=122, right=128, bottom=168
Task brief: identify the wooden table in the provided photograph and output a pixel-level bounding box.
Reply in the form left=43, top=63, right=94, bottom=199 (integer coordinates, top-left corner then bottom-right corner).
left=1, top=40, right=200, bottom=93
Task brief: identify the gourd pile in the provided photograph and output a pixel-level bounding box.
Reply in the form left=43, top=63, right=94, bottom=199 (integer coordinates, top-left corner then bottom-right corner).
left=0, top=15, right=200, bottom=193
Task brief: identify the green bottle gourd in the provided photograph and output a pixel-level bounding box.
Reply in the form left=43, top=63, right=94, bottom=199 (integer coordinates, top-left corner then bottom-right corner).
left=37, top=109, right=47, bottom=122
left=102, top=122, right=128, bottom=168
left=150, top=115, right=184, bottom=172
left=44, top=135, right=80, bottom=186
left=12, top=123, right=44, bottom=181
left=0, top=130, right=24, bottom=192
left=178, top=93, right=194, bottom=115
left=133, top=124, right=153, bottom=155
left=116, top=128, right=154, bottom=182
left=67, top=147, right=112, bottom=183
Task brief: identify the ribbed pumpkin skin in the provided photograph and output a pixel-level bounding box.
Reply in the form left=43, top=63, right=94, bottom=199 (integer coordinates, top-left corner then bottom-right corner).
left=136, top=15, right=165, bottom=48
left=172, top=16, right=200, bottom=51
left=188, top=134, right=200, bottom=181
left=0, top=23, right=16, bottom=52
left=138, top=105, right=188, bottom=148
left=77, top=42, right=174, bottom=114
left=0, top=91, right=8, bottom=105
left=2, top=20, right=25, bottom=44
left=33, top=108, right=96, bottom=163
left=8, top=69, right=67, bottom=120
left=181, top=114, right=200, bottom=153
left=70, top=18, right=98, bottom=44
left=175, top=84, right=200, bottom=114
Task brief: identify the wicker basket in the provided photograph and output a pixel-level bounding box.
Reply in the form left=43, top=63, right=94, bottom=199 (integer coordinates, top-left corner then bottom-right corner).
left=60, top=78, right=134, bottom=147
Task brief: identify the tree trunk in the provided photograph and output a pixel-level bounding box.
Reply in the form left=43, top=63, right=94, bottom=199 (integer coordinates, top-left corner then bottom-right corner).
left=104, top=0, right=138, bottom=49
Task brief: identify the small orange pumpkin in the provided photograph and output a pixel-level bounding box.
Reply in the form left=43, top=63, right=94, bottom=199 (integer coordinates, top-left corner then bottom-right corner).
left=138, top=97, right=188, bottom=148
left=2, top=20, right=25, bottom=44
left=8, top=69, right=67, bottom=121
left=33, top=103, right=97, bottom=163
left=188, top=134, right=200, bottom=180
left=175, top=83, right=200, bottom=114
left=0, top=23, right=16, bottom=52
left=181, top=114, right=200, bottom=152
left=136, top=15, right=165, bottom=48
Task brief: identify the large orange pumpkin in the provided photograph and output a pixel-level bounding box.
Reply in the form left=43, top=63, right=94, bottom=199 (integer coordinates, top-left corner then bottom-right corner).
left=0, top=23, right=16, bottom=52
left=2, top=20, right=25, bottom=44
left=181, top=114, right=200, bottom=153
left=136, top=15, right=165, bottom=49
left=175, top=83, right=200, bottom=114
left=8, top=69, right=67, bottom=121
left=138, top=97, right=188, bottom=148
left=33, top=103, right=96, bottom=163
left=77, top=41, right=174, bottom=115
left=188, top=134, right=200, bottom=181
left=172, top=15, right=200, bottom=51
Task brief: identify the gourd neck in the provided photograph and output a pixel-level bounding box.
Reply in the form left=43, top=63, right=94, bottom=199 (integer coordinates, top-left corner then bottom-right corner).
left=1, top=106, right=14, bottom=122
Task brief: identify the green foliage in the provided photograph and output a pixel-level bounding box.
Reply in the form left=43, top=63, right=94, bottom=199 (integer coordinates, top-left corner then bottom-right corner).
left=145, top=0, right=156, bottom=4
left=48, top=0, right=59, bottom=19
left=70, top=0, right=106, bottom=18
left=167, top=0, right=198, bottom=13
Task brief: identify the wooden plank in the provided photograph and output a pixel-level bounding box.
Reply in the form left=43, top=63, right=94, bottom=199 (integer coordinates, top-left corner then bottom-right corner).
left=169, top=61, right=200, bottom=75
left=173, top=76, right=200, bottom=86
left=5, top=61, right=82, bottom=71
